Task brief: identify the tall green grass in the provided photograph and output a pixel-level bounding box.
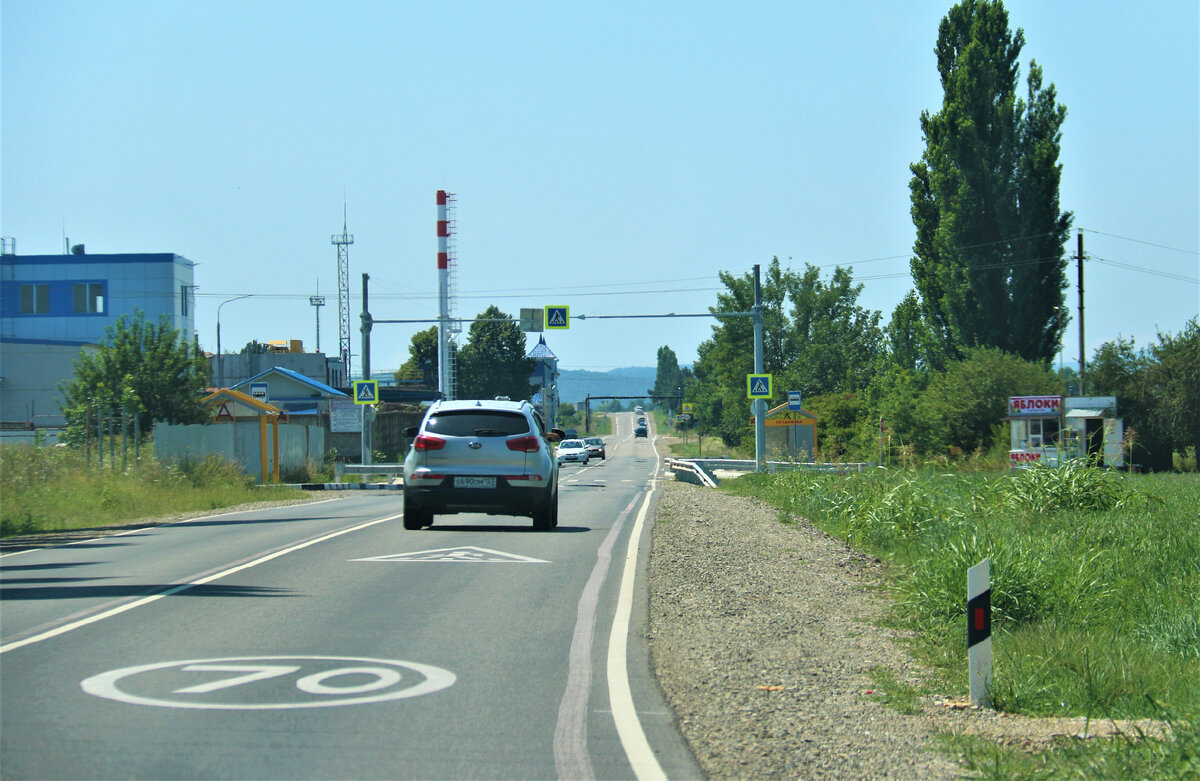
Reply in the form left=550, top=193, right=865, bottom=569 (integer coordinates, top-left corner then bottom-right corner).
left=1, top=443, right=306, bottom=537
left=724, top=463, right=1200, bottom=723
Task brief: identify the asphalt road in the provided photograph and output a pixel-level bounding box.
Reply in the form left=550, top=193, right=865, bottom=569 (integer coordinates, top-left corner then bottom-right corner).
left=0, top=415, right=700, bottom=780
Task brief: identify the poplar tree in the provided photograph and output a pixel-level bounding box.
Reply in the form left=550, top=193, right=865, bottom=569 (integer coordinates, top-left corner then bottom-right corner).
left=649, top=346, right=686, bottom=409
left=909, top=0, right=1071, bottom=366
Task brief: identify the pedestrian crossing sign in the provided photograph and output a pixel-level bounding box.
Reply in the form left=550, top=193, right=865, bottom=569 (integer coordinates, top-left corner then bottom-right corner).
left=353, top=380, right=378, bottom=405
left=747, top=373, right=773, bottom=399
left=545, top=305, right=569, bottom=329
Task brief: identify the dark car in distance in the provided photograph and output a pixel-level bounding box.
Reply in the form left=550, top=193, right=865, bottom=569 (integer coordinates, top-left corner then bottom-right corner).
left=583, top=436, right=606, bottom=460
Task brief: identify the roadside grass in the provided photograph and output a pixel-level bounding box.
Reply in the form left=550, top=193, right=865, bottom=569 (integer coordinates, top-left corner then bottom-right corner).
left=1, top=443, right=306, bottom=537
left=722, top=464, right=1200, bottom=773
left=590, top=414, right=613, bottom=436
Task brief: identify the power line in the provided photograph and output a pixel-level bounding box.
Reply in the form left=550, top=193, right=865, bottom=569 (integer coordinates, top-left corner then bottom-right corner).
left=1081, top=228, right=1199, bottom=255
left=1088, top=256, right=1199, bottom=284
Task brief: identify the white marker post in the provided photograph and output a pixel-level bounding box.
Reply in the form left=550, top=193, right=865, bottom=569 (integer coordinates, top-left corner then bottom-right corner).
left=967, top=559, right=992, bottom=707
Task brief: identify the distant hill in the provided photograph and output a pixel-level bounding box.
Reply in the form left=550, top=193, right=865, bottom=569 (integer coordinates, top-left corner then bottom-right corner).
left=556, top=366, right=656, bottom=405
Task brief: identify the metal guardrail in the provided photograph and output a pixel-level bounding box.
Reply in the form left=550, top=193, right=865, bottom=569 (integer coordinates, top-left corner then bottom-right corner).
left=667, top=457, right=874, bottom=486
left=666, top=458, right=719, bottom=488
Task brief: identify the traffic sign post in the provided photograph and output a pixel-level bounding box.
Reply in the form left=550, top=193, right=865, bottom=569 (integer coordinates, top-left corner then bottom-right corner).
left=787, top=390, right=801, bottom=411
left=353, top=380, right=378, bottom=405
left=520, top=307, right=544, bottom=332
left=545, top=306, right=569, bottom=329
left=747, top=373, right=772, bottom=399
left=353, top=380, right=378, bottom=466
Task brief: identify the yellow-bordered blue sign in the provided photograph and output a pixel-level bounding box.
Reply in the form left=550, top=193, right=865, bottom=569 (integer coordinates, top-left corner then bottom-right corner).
left=747, top=373, right=772, bottom=399
left=545, top=305, right=569, bottom=329
left=353, top=380, right=378, bottom=405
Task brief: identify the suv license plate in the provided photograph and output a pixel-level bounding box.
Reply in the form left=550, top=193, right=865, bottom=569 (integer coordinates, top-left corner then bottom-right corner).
left=454, top=476, right=496, bottom=489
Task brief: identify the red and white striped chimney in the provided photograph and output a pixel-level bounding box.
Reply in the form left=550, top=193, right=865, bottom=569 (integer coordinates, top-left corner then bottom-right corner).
left=436, top=190, right=451, bottom=398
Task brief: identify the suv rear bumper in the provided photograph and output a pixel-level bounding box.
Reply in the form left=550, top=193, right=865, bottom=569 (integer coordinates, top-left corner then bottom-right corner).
left=404, top=478, right=552, bottom=517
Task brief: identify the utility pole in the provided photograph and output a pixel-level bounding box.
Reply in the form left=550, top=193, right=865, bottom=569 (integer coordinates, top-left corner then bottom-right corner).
left=360, top=273, right=373, bottom=465
left=309, top=285, right=325, bottom=352
left=753, top=264, right=766, bottom=472
left=1077, top=231, right=1086, bottom=395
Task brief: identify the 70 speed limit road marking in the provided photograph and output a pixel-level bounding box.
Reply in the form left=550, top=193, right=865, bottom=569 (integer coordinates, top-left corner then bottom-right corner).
left=81, top=655, right=455, bottom=710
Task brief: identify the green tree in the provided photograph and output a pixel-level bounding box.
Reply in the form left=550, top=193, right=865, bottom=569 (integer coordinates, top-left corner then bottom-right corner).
left=240, top=340, right=270, bottom=354
left=1089, top=319, right=1200, bottom=471
left=1145, top=319, right=1199, bottom=463
left=885, top=290, right=938, bottom=372
left=455, top=306, right=536, bottom=401
left=60, top=311, right=210, bottom=443
left=781, top=264, right=884, bottom=395
left=909, top=0, right=1072, bottom=365
left=690, top=259, right=795, bottom=448
left=690, top=258, right=883, bottom=448
left=395, top=326, right=439, bottom=387
left=649, top=346, right=686, bottom=410
left=915, top=346, right=1058, bottom=455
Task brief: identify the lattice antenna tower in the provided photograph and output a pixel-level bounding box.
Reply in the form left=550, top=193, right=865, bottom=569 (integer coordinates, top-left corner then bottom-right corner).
left=331, top=205, right=354, bottom=381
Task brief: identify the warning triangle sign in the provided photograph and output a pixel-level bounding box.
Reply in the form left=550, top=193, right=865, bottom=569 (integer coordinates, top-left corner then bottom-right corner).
left=215, top=402, right=233, bottom=421
left=353, top=546, right=549, bottom=564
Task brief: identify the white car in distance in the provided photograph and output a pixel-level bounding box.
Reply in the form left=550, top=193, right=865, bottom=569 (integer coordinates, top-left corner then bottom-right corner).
left=556, top=439, right=590, bottom=465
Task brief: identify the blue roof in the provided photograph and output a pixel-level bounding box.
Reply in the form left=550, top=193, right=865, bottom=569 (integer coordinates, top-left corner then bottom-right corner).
left=231, top=366, right=348, bottom=397
left=528, top=335, right=557, bottom=360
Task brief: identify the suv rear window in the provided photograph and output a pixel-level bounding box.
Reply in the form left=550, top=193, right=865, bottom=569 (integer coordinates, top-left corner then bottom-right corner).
left=424, top=410, right=531, bottom=437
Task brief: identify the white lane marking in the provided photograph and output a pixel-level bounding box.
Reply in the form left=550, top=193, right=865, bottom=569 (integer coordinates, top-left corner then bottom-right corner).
left=553, top=495, right=637, bottom=781
left=81, top=655, right=455, bottom=710
left=607, top=438, right=669, bottom=780
left=0, top=496, right=346, bottom=560
left=0, top=513, right=399, bottom=655
left=353, top=546, right=548, bottom=564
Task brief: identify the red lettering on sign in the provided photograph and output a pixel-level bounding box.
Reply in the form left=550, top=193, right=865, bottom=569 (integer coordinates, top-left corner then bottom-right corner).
left=1009, top=395, right=1062, bottom=415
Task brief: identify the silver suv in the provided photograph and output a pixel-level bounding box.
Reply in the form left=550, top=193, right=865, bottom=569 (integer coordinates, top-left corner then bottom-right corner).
left=402, top=399, right=561, bottom=530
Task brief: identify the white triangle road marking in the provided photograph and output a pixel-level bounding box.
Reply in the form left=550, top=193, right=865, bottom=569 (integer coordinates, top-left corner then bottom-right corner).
left=353, top=546, right=549, bottom=564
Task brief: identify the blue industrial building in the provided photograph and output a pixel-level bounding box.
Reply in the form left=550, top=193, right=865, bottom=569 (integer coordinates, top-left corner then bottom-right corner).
left=0, top=247, right=196, bottom=432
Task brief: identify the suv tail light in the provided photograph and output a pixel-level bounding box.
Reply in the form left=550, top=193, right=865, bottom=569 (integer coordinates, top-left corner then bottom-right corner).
left=413, top=434, right=446, bottom=451
left=506, top=435, right=541, bottom=453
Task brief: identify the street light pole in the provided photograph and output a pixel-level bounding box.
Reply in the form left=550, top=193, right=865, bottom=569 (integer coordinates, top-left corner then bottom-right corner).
left=216, top=294, right=252, bottom=388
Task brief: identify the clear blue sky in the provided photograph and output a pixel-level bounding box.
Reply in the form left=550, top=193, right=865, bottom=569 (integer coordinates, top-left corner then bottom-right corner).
left=4, top=1, right=1197, bottom=377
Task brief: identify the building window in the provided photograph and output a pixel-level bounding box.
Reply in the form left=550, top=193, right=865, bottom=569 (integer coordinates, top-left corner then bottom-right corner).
left=19, top=284, right=50, bottom=314
left=180, top=284, right=189, bottom=316
left=73, top=283, right=105, bottom=313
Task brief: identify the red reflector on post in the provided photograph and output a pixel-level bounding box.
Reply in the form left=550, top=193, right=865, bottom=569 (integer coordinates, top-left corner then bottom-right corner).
left=975, top=608, right=986, bottom=631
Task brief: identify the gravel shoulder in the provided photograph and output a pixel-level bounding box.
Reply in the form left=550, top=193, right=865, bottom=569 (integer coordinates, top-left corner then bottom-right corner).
left=647, top=477, right=1156, bottom=779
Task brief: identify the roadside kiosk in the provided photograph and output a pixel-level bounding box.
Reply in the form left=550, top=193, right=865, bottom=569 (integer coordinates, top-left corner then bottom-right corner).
left=1007, top=395, right=1124, bottom=469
